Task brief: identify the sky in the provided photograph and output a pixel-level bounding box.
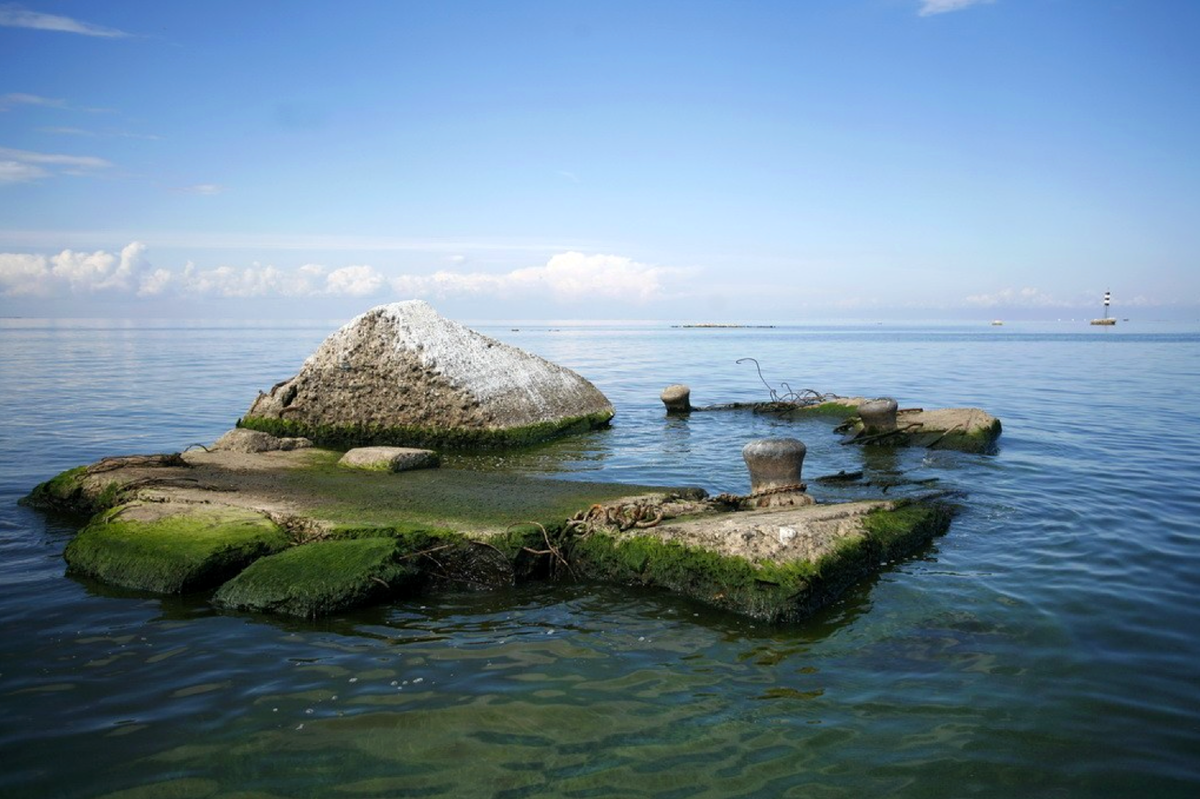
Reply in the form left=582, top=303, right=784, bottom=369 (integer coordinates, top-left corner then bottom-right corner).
left=1, top=0, right=1198, bottom=322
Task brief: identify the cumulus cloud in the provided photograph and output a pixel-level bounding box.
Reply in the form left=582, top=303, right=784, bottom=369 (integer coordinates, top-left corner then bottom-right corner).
left=0, top=4, right=129, bottom=37
left=0, top=146, right=112, bottom=182
left=0, top=241, right=153, bottom=296
left=0, top=245, right=677, bottom=305
left=392, top=252, right=677, bottom=303
left=325, top=265, right=387, bottom=297
left=918, top=0, right=995, bottom=16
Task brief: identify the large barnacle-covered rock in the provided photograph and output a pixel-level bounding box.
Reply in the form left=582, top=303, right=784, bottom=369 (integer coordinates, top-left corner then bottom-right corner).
left=240, top=300, right=614, bottom=449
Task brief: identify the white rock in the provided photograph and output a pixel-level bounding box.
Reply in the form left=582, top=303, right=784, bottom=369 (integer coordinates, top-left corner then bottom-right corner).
left=242, top=301, right=613, bottom=448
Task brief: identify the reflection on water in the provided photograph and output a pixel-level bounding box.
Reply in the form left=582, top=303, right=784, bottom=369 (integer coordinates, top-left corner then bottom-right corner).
left=2, top=320, right=1200, bottom=797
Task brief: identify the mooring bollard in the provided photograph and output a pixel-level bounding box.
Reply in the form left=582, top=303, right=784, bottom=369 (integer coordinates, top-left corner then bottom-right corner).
left=741, top=438, right=813, bottom=508
left=858, top=397, right=899, bottom=433
left=660, top=384, right=693, bottom=414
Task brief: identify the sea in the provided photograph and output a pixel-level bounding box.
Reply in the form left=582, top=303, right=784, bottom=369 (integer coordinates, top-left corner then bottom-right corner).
left=1, top=317, right=1198, bottom=798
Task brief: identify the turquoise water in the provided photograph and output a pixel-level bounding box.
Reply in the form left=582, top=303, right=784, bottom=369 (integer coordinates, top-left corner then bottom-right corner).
left=1, top=319, right=1198, bottom=798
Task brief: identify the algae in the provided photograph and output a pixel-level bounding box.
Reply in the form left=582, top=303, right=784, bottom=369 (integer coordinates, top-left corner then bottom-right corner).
left=21, top=466, right=109, bottom=515
left=213, top=538, right=417, bottom=617
left=238, top=409, right=615, bottom=452
left=64, top=504, right=289, bottom=594
left=273, top=455, right=673, bottom=533
left=213, top=529, right=515, bottom=617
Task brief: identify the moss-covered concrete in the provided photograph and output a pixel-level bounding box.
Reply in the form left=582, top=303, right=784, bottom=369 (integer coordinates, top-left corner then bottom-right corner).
left=64, top=503, right=290, bottom=594
left=213, top=528, right=526, bottom=617
left=20, top=465, right=124, bottom=516
left=31, top=439, right=961, bottom=623
left=266, top=450, right=675, bottom=533
left=841, top=408, right=1002, bottom=453
left=213, top=537, right=417, bottom=617
left=238, top=409, right=615, bottom=452
left=568, top=500, right=955, bottom=622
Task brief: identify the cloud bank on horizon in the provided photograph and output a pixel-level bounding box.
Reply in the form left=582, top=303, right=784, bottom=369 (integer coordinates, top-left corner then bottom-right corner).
left=0, top=244, right=681, bottom=305
left=0, top=242, right=1162, bottom=317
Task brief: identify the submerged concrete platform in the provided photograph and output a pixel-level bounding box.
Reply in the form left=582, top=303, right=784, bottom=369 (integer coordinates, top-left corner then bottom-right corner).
left=24, top=436, right=956, bottom=622
left=661, top=388, right=1002, bottom=454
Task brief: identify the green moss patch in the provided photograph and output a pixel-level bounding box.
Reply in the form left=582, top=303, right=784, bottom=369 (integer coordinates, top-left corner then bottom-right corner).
left=213, top=538, right=415, bottom=618
left=779, top=400, right=863, bottom=418
left=64, top=504, right=289, bottom=594
left=238, top=409, right=614, bottom=451
left=212, top=529, right=516, bottom=617
left=20, top=466, right=124, bottom=516
left=570, top=533, right=820, bottom=621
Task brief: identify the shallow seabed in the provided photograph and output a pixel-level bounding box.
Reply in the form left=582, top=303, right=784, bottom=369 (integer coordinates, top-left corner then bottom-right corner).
left=1, top=319, right=1198, bottom=798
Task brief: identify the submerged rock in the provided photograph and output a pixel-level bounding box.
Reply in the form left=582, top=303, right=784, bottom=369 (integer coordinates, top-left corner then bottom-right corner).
left=240, top=300, right=614, bottom=449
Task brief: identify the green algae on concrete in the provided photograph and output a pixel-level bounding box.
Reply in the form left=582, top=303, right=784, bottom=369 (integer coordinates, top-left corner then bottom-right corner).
left=568, top=499, right=955, bottom=622
left=22, top=453, right=192, bottom=517
left=21, top=465, right=94, bottom=513
left=214, top=528, right=519, bottom=617
left=213, top=538, right=416, bottom=617
left=265, top=450, right=682, bottom=533
left=64, top=503, right=289, bottom=594
left=31, top=439, right=961, bottom=623
left=238, top=409, right=615, bottom=452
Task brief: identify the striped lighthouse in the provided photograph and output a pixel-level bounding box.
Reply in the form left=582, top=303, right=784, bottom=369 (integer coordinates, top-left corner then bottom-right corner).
left=1091, top=289, right=1116, bottom=325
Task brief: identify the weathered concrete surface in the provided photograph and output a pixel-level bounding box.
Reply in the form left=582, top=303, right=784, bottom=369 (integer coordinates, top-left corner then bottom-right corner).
left=840, top=407, right=1002, bottom=453
left=241, top=301, right=615, bottom=449
left=338, top=446, right=439, bottom=472
left=570, top=497, right=954, bottom=622
left=26, top=443, right=955, bottom=621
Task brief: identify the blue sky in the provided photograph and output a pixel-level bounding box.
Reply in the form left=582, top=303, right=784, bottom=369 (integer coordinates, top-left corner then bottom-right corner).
left=1, top=0, right=1197, bottom=321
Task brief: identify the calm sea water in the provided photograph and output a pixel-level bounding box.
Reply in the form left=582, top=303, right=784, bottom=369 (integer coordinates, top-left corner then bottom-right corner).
left=1, top=318, right=1198, bottom=798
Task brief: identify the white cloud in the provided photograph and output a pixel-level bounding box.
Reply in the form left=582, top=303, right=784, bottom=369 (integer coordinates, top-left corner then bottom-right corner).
left=0, top=160, right=49, bottom=183
left=138, top=268, right=172, bottom=297
left=392, top=251, right=679, bottom=303
left=51, top=241, right=149, bottom=292
left=0, top=245, right=682, bottom=306
left=0, top=4, right=129, bottom=37
left=0, top=146, right=112, bottom=182
left=918, top=0, right=995, bottom=16
left=0, top=251, right=51, bottom=296
left=0, top=92, right=65, bottom=110
left=1, top=241, right=152, bottom=296
left=325, top=265, right=387, bottom=297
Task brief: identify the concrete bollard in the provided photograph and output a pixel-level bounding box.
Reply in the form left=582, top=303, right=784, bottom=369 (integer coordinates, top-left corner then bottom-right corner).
left=858, top=397, right=899, bottom=433
left=741, top=438, right=813, bottom=507
left=661, top=384, right=693, bottom=414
